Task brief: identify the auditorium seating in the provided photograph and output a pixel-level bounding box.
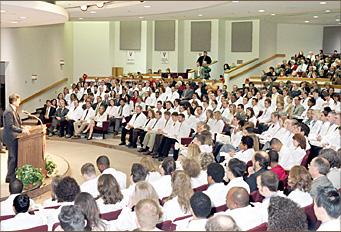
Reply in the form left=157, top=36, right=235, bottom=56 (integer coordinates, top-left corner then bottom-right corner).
left=17, top=225, right=48, bottom=232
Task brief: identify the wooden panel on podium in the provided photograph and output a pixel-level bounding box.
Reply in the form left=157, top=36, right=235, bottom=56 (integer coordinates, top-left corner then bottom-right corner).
left=112, top=67, right=124, bottom=77
left=17, top=125, right=47, bottom=175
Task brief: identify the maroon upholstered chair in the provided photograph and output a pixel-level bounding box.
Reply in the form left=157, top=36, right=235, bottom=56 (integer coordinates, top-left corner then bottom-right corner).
left=44, top=205, right=61, bottom=210
left=211, top=204, right=228, bottom=214
left=17, top=224, right=48, bottom=232
left=300, top=150, right=311, bottom=168
left=181, top=137, right=193, bottom=146
left=0, top=215, right=15, bottom=221
left=193, top=184, right=208, bottom=192
left=250, top=190, right=265, bottom=203
left=304, top=203, right=321, bottom=230
left=173, top=214, right=192, bottom=222
left=52, top=222, right=60, bottom=231
left=93, top=121, right=110, bottom=139
left=156, top=220, right=176, bottom=231
left=99, top=209, right=122, bottom=221
left=247, top=222, right=268, bottom=232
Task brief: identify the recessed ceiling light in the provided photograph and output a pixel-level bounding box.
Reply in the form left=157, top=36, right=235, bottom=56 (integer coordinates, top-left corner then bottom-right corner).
left=11, top=21, right=18, bottom=24
left=143, top=5, right=151, bottom=8
left=89, top=11, right=96, bottom=14
left=325, top=9, right=331, bottom=12
left=0, top=10, right=6, bottom=13
left=96, top=2, right=104, bottom=8
left=320, top=1, right=327, bottom=4
left=232, top=1, right=239, bottom=3
left=336, top=19, right=340, bottom=21
left=304, top=20, right=310, bottom=23
left=80, top=5, right=88, bottom=11
left=313, top=16, right=319, bottom=18
left=138, top=16, right=144, bottom=19
left=258, top=10, right=265, bottom=13
left=19, top=16, right=27, bottom=19
left=271, top=13, right=276, bottom=16
left=79, top=17, right=83, bottom=20
left=198, top=14, right=203, bottom=17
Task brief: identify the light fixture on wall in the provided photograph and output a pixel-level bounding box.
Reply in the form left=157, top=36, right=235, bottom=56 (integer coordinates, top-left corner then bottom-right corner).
left=96, top=2, right=104, bottom=8
left=80, top=5, right=88, bottom=11
left=31, top=74, right=38, bottom=81
left=59, top=59, right=65, bottom=69
left=79, top=1, right=109, bottom=11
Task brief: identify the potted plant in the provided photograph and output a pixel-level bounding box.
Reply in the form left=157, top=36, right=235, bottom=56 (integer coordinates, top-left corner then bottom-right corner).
left=16, top=164, right=44, bottom=190
left=45, top=158, right=57, bottom=177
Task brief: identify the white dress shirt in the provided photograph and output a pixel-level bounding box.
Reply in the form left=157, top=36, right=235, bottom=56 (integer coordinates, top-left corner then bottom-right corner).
left=317, top=217, right=341, bottom=231
left=80, top=177, right=99, bottom=198
left=163, top=197, right=191, bottom=221
left=0, top=212, right=45, bottom=231
left=203, top=183, right=229, bottom=207
left=226, top=177, right=250, bottom=194
left=151, top=175, right=172, bottom=199
left=287, top=189, right=313, bottom=208
left=102, top=168, right=127, bottom=190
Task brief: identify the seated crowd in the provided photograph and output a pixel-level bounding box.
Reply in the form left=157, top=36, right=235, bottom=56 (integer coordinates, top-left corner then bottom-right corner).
left=260, top=49, right=341, bottom=84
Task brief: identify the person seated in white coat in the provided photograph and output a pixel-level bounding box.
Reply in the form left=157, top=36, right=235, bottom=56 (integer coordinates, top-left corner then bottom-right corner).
left=122, top=163, right=148, bottom=200
left=112, top=98, right=131, bottom=136
left=150, top=157, right=176, bottom=200
left=120, top=105, right=147, bottom=147
left=203, top=163, right=228, bottom=208
left=182, top=158, right=208, bottom=189
left=80, top=163, right=99, bottom=198
left=259, top=112, right=281, bottom=143
left=163, top=171, right=193, bottom=221
left=289, top=134, right=307, bottom=169
left=83, top=105, right=108, bottom=140
left=135, top=199, right=163, bottom=231
left=225, top=159, right=250, bottom=194
left=257, top=98, right=273, bottom=124
left=210, top=111, right=225, bottom=136
left=140, top=156, right=162, bottom=183
left=176, top=192, right=211, bottom=231
left=229, top=136, right=255, bottom=164
left=222, top=187, right=264, bottom=231
left=96, top=155, right=127, bottom=190
left=62, top=99, right=84, bottom=138
left=96, top=174, right=126, bottom=214
left=0, top=194, right=44, bottom=231
left=270, top=138, right=295, bottom=171
left=314, top=187, right=341, bottom=231
left=0, top=179, right=37, bottom=216
left=73, top=100, right=96, bottom=138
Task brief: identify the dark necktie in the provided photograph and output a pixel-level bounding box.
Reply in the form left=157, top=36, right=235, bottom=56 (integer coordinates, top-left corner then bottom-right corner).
left=145, top=119, right=151, bottom=127
left=118, top=106, right=123, bottom=116
left=152, top=119, right=159, bottom=128
left=83, top=109, right=89, bottom=120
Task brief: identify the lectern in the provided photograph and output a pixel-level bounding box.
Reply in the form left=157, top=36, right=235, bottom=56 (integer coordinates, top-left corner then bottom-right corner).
left=17, top=125, right=47, bottom=175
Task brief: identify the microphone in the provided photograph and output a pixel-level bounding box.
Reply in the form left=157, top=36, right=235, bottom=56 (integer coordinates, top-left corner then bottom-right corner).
left=22, top=110, right=43, bottom=126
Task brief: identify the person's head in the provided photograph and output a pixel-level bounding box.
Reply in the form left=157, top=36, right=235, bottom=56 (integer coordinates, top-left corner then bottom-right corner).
left=13, top=194, right=30, bottom=214
left=226, top=187, right=249, bottom=210
left=58, top=205, right=86, bottom=231
left=200, top=153, right=215, bottom=170
left=292, top=133, right=306, bottom=150
left=268, top=196, right=307, bottom=231
left=164, top=111, right=171, bottom=120
left=190, top=192, right=211, bottom=219
left=186, top=143, right=201, bottom=161
left=252, top=151, right=270, bottom=171
left=51, top=175, right=62, bottom=200
left=135, top=199, right=162, bottom=230
left=170, top=171, right=193, bottom=214
left=270, top=138, right=283, bottom=152
left=97, top=174, right=123, bottom=205
left=9, top=93, right=21, bottom=108
left=205, top=215, right=239, bottom=231
left=55, top=176, right=80, bottom=202
left=226, top=158, right=246, bottom=180
left=81, top=163, right=97, bottom=180
left=9, top=178, right=23, bottom=195
left=140, top=156, right=158, bottom=173
left=288, top=165, right=312, bottom=192
left=160, top=157, right=176, bottom=176
left=308, top=157, right=330, bottom=179
left=135, top=105, right=143, bottom=114
left=314, top=187, right=341, bottom=222
left=207, top=163, right=225, bottom=185
left=239, top=136, right=254, bottom=151
left=182, top=158, right=201, bottom=178
left=131, top=163, right=147, bottom=184
left=268, top=150, right=280, bottom=167
left=131, top=181, right=159, bottom=207
left=74, top=192, right=105, bottom=231
left=96, top=155, right=110, bottom=173
left=257, top=171, right=279, bottom=197
left=319, top=148, right=341, bottom=169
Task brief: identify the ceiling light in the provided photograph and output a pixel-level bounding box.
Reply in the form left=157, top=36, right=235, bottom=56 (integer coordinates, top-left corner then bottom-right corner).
left=320, top=2, right=327, bottom=4
left=19, top=16, right=27, bottom=19
left=313, top=16, right=319, bottom=18
left=198, top=14, right=203, bottom=17
left=96, top=2, right=104, bottom=8
left=258, top=10, right=265, bottom=13
left=325, top=9, right=331, bottom=12
left=79, top=17, right=83, bottom=20
left=143, top=5, right=151, bottom=8
left=336, top=19, right=340, bottom=21
left=0, top=10, right=6, bottom=13
left=232, top=1, right=239, bottom=3
left=90, top=11, right=96, bottom=14
left=80, top=5, right=88, bottom=11
left=11, top=21, right=18, bottom=24
left=271, top=13, right=276, bottom=16
left=304, top=20, right=310, bottom=23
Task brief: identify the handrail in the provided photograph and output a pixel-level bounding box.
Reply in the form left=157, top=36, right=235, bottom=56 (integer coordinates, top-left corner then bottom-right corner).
left=20, top=78, right=68, bottom=105
left=85, top=76, right=218, bottom=84
left=225, top=58, right=259, bottom=74
left=229, top=54, right=286, bottom=80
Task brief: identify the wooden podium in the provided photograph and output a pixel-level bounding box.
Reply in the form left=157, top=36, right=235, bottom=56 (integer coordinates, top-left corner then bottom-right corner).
left=17, top=125, right=47, bottom=175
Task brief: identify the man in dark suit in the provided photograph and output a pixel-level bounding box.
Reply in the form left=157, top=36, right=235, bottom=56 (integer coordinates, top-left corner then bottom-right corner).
left=48, top=99, right=69, bottom=137
left=3, top=94, right=29, bottom=183
left=38, top=100, right=56, bottom=124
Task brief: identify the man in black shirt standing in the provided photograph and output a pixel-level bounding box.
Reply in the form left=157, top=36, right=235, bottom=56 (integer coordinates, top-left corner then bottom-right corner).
left=196, top=51, right=212, bottom=67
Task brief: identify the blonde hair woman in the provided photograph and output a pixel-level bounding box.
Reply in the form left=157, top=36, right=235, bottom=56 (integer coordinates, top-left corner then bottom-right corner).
left=162, top=171, right=194, bottom=221
left=140, top=157, right=161, bottom=182
left=182, top=158, right=208, bottom=189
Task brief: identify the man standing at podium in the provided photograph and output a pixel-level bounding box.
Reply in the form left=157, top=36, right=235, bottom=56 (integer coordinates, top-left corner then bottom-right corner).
left=3, top=94, right=29, bottom=183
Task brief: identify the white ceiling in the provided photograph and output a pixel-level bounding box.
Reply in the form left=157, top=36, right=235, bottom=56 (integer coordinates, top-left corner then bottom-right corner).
left=1, top=1, right=340, bottom=28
